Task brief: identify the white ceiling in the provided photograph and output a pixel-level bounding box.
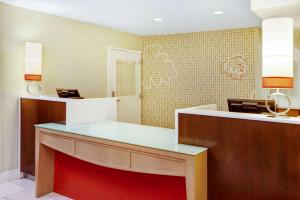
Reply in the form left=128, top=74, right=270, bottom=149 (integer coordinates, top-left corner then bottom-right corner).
left=251, top=0, right=300, bottom=27
left=0, top=0, right=262, bottom=35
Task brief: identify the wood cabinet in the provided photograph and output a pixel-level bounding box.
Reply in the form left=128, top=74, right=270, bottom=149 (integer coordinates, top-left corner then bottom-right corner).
left=20, top=98, right=66, bottom=176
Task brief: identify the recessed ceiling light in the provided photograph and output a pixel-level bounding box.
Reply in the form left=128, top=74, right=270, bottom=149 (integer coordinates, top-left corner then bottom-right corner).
left=212, top=11, right=225, bottom=15
left=153, top=17, right=164, bottom=22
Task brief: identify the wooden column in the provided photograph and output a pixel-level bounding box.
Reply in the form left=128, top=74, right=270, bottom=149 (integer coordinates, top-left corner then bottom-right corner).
left=35, top=129, right=55, bottom=197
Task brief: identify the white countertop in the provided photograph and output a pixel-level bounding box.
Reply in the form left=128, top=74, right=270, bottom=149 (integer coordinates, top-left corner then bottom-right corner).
left=21, top=95, right=73, bottom=102
left=21, top=95, right=116, bottom=103
left=176, top=105, right=300, bottom=125
left=35, top=121, right=207, bottom=156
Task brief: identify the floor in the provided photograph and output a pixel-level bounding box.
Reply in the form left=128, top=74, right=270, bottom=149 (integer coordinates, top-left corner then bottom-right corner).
left=0, top=179, right=71, bottom=200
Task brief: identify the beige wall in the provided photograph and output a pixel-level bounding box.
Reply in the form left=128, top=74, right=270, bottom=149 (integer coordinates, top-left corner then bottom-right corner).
left=142, top=28, right=260, bottom=128
left=0, top=3, right=141, bottom=173
left=296, top=28, right=300, bottom=49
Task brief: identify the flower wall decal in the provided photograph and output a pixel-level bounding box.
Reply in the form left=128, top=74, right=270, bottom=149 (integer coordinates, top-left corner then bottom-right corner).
left=142, top=44, right=177, bottom=90
left=220, top=55, right=247, bottom=80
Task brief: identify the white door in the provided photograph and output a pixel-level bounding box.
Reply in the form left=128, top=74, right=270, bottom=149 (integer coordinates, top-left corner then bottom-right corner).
left=107, top=48, right=141, bottom=124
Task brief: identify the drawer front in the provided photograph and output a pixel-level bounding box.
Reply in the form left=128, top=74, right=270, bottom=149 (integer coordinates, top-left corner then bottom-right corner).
left=75, top=141, right=130, bottom=169
left=131, top=152, right=185, bottom=176
left=41, top=133, right=74, bottom=155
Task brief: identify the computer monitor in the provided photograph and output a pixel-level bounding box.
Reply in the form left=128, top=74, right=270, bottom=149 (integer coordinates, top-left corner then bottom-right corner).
left=56, top=88, right=83, bottom=99
left=227, top=98, right=275, bottom=114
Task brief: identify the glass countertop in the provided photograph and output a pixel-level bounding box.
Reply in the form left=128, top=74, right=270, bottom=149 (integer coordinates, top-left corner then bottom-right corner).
left=36, top=121, right=207, bottom=156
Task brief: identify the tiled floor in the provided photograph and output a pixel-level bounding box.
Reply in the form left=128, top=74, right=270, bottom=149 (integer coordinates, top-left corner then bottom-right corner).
left=0, top=179, right=72, bottom=200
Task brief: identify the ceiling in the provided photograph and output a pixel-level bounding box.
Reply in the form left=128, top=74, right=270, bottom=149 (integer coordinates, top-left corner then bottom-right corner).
left=0, top=0, right=262, bottom=35
left=251, top=0, right=300, bottom=27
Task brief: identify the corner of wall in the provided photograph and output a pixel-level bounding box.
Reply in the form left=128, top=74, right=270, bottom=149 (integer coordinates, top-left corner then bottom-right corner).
left=295, top=28, right=300, bottom=49
left=254, top=27, right=263, bottom=99
left=0, top=2, right=4, bottom=174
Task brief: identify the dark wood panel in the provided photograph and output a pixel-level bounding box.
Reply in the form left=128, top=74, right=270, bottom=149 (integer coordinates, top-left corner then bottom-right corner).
left=178, top=113, right=300, bottom=200
left=20, top=99, right=66, bottom=176
left=277, top=108, right=300, bottom=117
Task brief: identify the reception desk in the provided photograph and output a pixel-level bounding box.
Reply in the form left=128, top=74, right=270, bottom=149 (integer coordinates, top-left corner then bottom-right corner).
left=176, top=105, right=300, bottom=200
left=20, top=96, right=116, bottom=176
left=35, top=121, right=207, bottom=200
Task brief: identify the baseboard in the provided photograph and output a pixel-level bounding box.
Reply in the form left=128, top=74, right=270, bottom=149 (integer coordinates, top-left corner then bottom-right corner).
left=0, top=168, right=21, bottom=184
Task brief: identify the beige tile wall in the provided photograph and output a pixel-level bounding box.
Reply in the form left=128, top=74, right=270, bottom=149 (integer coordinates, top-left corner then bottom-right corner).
left=141, top=27, right=260, bottom=128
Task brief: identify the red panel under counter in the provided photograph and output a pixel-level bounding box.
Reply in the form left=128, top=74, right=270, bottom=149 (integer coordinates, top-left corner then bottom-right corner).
left=53, top=151, right=186, bottom=200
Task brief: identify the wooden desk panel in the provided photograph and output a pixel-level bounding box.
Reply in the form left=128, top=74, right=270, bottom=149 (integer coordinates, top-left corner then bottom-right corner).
left=35, top=127, right=207, bottom=200
left=131, top=152, right=185, bottom=176
left=178, top=113, right=300, bottom=200
left=277, top=108, right=300, bottom=117
left=20, top=99, right=66, bottom=176
left=75, top=141, right=131, bottom=170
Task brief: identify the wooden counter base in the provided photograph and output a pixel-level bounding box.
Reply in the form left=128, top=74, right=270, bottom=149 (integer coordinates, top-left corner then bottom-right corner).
left=35, top=127, right=207, bottom=200
left=178, top=113, right=300, bottom=200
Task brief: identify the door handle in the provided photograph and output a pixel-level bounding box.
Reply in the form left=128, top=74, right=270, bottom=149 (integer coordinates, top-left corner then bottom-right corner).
left=117, top=99, right=121, bottom=102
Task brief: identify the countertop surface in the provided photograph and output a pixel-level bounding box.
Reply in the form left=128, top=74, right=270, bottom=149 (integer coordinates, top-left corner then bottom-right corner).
left=21, top=95, right=71, bottom=102
left=35, top=121, right=207, bottom=156
left=176, top=106, right=300, bottom=125
left=20, top=95, right=115, bottom=103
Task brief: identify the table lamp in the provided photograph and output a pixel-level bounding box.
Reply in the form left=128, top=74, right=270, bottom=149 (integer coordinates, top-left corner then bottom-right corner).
left=25, top=42, right=42, bottom=96
left=262, top=17, right=294, bottom=116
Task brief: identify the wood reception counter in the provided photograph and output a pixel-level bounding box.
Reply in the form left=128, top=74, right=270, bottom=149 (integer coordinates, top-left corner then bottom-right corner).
left=20, top=96, right=117, bottom=176
left=35, top=121, right=207, bottom=200
left=176, top=105, right=300, bottom=200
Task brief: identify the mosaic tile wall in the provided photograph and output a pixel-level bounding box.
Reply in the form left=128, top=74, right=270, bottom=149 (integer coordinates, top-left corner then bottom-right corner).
left=141, top=27, right=260, bottom=128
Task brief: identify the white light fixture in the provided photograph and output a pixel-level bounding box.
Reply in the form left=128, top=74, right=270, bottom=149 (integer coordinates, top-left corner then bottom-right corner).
left=25, top=42, right=42, bottom=80
left=262, top=17, right=294, bottom=88
left=212, top=11, right=224, bottom=15
left=25, top=42, right=43, bottom=96
left=262, top=17, right=294, bottom=116
left=153, top=17, right=163, bottom=22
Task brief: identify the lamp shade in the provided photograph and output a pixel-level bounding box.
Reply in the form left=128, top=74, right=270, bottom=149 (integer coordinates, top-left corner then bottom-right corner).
left=25, top=42, right=42, bottom=81
left=262, top=17, right=294, bottom=88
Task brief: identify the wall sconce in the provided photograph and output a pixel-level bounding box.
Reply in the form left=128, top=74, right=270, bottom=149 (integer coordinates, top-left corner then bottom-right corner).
left=262, top=17, right=294, bottom=116
left=25, top=42, right=42, bottom=96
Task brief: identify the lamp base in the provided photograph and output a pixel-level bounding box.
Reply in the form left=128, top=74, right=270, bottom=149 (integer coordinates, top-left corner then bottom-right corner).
left=27, top=81, right=41, bottom=96
left=265, top=89, right=291, bottom=117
